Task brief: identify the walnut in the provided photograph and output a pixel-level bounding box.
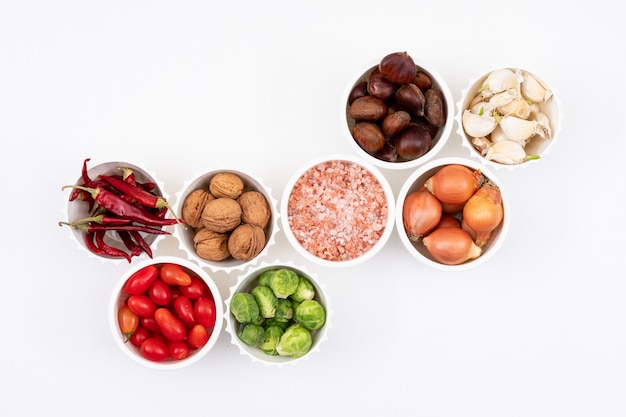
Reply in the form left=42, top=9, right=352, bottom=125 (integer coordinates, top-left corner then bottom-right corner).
left=238, top=190, right=271, bottom=229
left=182, top=189, right=214, bottom=229
left=227, top=223, right=266, bottom=261
left=209, top=172, right=244, bottom=199
left=201, top=197, right=242, bottom=233
left=194, top=228, right=230, bottom=261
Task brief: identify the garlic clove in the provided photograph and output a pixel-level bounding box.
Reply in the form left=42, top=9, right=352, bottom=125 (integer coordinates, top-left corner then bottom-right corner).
left=469, top=100, right=493, bottom=116
left=499, top=115, right=536, bottom=144
left=472, top=136, right=492, bottom=155
left=531, top=111, right=552, bottom=139
left=497, top=98, right=531, bottom=119
left=462, top=110, right=497, bottom=138
left=489, top=124, right=509, bottom=144
left=480, top=69, right=520, bottom=98
left=521, top=71, right=552, bottom=103
left=488, top=88, right=520, bottom=109
left=485, top=140, right=529, bottom=165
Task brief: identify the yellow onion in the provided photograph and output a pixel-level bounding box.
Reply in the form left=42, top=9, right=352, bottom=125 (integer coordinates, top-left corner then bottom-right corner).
left=422, top=227, right=482, bottom=265
left=424, top=164, right=483, bottom=206
left=462, top=181, right=504, bottom=247
left=402, top=186, right=442, bottom=241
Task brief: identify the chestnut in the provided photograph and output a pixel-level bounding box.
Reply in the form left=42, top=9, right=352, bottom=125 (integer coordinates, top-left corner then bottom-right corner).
left=379, top=51, right=417, bottom=84
left=367, top=71, right=397, bottom=102
left=393, top=123, right=431, bottom=160
left=348, top=81, right=368, bottom=105
left=394, top=83, right=425, bottom=118
left=352, top=122, right=385, bottom=155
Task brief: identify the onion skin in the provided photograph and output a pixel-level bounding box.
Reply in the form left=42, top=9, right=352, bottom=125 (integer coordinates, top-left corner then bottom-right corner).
left=462, top=182, right=503, bottom=247
left=422, top=227, right=482, bottom=265
left=424, top=164, right=482, bottom=206
left=402, top=187, right=442, bottom=241
left=433, top=214, right=461, bottom=231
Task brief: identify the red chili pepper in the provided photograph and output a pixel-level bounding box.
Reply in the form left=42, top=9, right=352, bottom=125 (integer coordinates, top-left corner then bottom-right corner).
left=94, top=230, right=132, bottom=263
left=81, top=158, right=95, bottom=187
left=69, top=214, right=132, bottom=226
left=99, top=175, right=168, bottom=209
left=61, top=185, right=179, bottom=227
left=85, top=231, right=108, bottom=257
left=130, top=230, right=153, bottom=258
left=58, top=221, right=171, bottom=235
left=117, top=230, right=143, bottom=258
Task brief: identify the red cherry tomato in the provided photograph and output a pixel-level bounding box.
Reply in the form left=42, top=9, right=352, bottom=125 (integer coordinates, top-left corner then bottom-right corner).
left=168, top=340, right=190, bottom=360
left=194, top=297, right=217, bottom=329
left=148, top=278, right=172, bottom=306
left=122, top=265, right=159, bottom=295
left=141, top=337, right=169, bottom=362
left=118, top=304, right=139, bottom=342
left=154, top=308, right=187, bottom=342
left=127, top=294, right=157, bottom=317
left=173, top=296, right=196, bottom=325
left=179, top=276, right=205, bottom=299
left=188, top=324, right=209, bottom=349
left=160, top=263, right=192, bottom=287
left=129, top=326, right=151, bottom=348
left=141, top=316, right=161, bottom=334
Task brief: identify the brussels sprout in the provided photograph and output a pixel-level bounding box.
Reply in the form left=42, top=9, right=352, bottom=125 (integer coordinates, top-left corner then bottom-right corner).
left=238, top=323, right=265, bottom=347
left=294, top=299, right=326, bottom=330
left=230, top=292, right=260, bottom=323
left=259, top=325, right=284, bottom=355
left=257, top=270, right=275, bottom=287
left=290, top=276, right=315, bottom=303
left=276, top=324, right=312, bottom=358
left=252, top=285, right=277, bottom=318
left=263, top=317, right=290, bottom=330
left=274, top=298, right=293, bottom=322
left=269, top=268, right=299, bottom=298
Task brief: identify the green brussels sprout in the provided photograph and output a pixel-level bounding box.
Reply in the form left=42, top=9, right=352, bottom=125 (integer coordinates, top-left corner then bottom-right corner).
left=274, top=298, right=293, bottom=322
left=263, top=317, right=290, bottom=330
left=259, top=325, right=284, bottom=355
left=269, top=268, right=299, bottom=299
left=237, top=323, right=265, bottom=347
left=294, top=299, right=326, bottom=330
left=252, top=285, right=277, bottom=318
left=257, top=270, right=275, bottom=287
left=290, top=276, right=316, bottom=303
left=230, top=292, right=260, bottom=324
left=276, top=324, right=312, bottom=358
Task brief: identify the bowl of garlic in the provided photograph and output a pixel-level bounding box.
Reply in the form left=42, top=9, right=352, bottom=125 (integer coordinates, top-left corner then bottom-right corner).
left=456, top=67, right=562, bottom=169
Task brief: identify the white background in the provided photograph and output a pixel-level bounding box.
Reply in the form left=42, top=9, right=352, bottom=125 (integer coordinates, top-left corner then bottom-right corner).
left=1, top=1, right=625, bottom=416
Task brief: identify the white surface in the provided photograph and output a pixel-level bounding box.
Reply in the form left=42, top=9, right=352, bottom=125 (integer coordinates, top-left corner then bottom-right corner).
left=1, top=1, right=624, bottom=416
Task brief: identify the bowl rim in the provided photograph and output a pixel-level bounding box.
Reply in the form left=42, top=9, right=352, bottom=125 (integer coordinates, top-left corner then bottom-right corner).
left=280, top=153, right=396, bottom=268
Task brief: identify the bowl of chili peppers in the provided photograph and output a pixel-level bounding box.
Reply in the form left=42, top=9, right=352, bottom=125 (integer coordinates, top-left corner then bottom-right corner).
left=60, top=158, right=182, bottom=264
left=109, top=256, right=224, bottom=370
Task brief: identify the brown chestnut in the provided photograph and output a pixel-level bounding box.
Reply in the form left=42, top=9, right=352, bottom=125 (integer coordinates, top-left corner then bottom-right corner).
left=394, top=83, right=425, bottom=118
left=412, top=71, right=433, bottom=92
left=367, top=71, right=397, bottom=102
left=392, top=123, right=431, bottom=160
left=348, top=81, right=368, bottom=105
left=374, top=140, right=399, bottom=162
left=381, top=110, right=411, bottom=138
left=424, top=88, right=446, bottom=127
left=348, top=96, right=387, bottom=122
left=379, top=51, right=417, bottom=84
left=352, top=122, right=385, bottom=155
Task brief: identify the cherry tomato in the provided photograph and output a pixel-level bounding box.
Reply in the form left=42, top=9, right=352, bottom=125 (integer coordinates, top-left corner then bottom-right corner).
left=173, top=296, right=196, bottom=325
left=154, top=308, right=187, bottom=342
left=118, top=304, right=139, bottom=342
left=179, top=276, right=205, bottom=299
left=122, top=265, right=158, bottom=295
left=148, top=278, right=172, bottom=306
left=129, top=326, right=151, bottom=348
left=127, top=294, right=157, bottom=317
left=140, top=337, right=169, bottom=362
left=160, top=263, right=192, bottom=287
left=194, top=297, right=217, bottom=329
left=168, top=340, right=190, bottom=360
left=188, top=324, right=209, bottom=349
left=141, top=316, right=161, bottom=334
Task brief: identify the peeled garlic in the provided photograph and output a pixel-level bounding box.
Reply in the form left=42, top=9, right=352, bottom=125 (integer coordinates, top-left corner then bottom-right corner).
left=488, top=88, right=520, bottom=109
left=472, top=136, right=491, bottom=155
left=480, top=68, right=520, bottom=98
left=489, top=124, right=509, bottom=144
left=521, top=71, right=552, bottom=103
left=497, top=98, right=531, bottom=119
left=531, top=111, right=552, bottom=139
left=499, top=115, right=536, bottom=144
left=462, top=110, right=497, bottom=138
left=485, top=140, right=528, bottom=165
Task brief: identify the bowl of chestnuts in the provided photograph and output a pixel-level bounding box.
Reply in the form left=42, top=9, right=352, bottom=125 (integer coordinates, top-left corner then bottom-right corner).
left=457, top=67, right=562, bottom=169
left=343, top=51, right=455, bottom=170
left=174, top=168, right=279, bottom=273
left=395, top=157, right=510, bottom=271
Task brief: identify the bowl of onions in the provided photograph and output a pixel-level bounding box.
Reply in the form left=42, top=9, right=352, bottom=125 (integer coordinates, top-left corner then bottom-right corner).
left=395, top=157, right=510, bottom=271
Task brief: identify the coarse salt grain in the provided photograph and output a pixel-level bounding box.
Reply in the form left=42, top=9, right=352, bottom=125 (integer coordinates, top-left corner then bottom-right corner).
left=287, top=160, right=388, bottom=262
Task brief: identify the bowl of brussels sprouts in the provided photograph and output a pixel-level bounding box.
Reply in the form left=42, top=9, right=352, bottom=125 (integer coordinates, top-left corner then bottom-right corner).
left=225, top=261, right=331, bottom=366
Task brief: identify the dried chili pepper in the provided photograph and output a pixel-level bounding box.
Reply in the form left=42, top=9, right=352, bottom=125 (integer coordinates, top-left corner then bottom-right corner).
left=95, top=230, right=132, bottom=263
left=58, top=221, right=171, bottom=235
left=117, top=230, right=143, bottom=258
left=85, top=231, right=108, bottom=257
left=70, top=214, right=132, bottom=226
left=99, top=175, right=168, bottom=209
left=129, top=230, right=153, bottom=259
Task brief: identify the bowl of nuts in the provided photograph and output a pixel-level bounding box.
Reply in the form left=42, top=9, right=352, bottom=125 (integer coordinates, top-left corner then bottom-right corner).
left=174, top=168, right=279, bottom=273
left=109, top=256, right=224, bottom=370
left=225, top=260, right=331, bottom=366
left=60, top=158, right=178, bottom=265
left=457, top=67, right=562, bottom=169
left=343, top=51, right=454, bottom=170
left=281, top=154, right=395, bottom=268
left=396, top=157, right=510, bottom=271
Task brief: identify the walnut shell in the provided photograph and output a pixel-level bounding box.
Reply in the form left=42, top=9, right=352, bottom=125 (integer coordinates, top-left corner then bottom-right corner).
left=227, top=223, right=266, bottom=261
left=209, top=172, right=244, bottom=199
left=194, top=228, right=230, bottom=261
left=201, top=198, right=242, bottom=233
left=182, top=189, right=214, bottom=229
left=238, top=190, right=271, bottom=229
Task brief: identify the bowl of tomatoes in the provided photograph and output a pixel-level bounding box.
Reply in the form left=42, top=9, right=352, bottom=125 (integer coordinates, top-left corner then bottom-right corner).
left=109, top=256, right=224, bottom=370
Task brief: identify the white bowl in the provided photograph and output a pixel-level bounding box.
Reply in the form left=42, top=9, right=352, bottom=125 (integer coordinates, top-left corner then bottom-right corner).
left=281, top=154, right=395, bottom=268
left=342, top=54, right=454, bottom=171
left=62, top=159, right=170, bottom=265
left=395, top=157, right=510, bottom=271
left=109, top=256, right=224, bottom=371
left=456, top=67, right=563, bottom=170
left=224, top=260, right=331, bottom=366
left=174, top=168, right=279, bottom=273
